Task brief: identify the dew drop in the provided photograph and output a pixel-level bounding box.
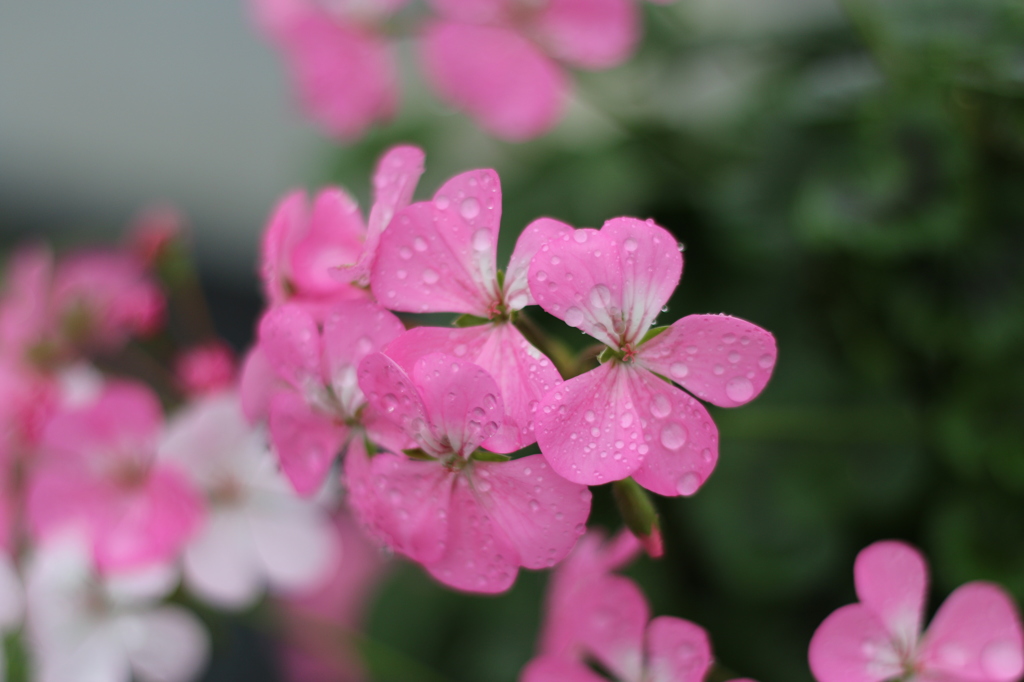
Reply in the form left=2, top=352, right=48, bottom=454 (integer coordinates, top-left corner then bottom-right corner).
left=676, top=473, right=701, bottom=496
left=529, top=499, right=541, bottom=512
left=620, top=412, right=634, bottom=428
left=382, top=393, right=399, bottom=412
left=422, top=268, right=439, bottom=284
left=460, top=197, right=481, bottom=220
left=725, top=376, right=754, bottom=403
left=399, top=247, right=412, bottom=260
left=650, top=395, right=671, bottom=418
left=584, top=410, right=596, bottom=423
left=483, top=393, right=498, bottom=409
left=476, top=479, right=492, bottom=492
left=728, top=351, right=741, bottom=364
left=660, top=423, right=687, bottom=450
left=670, top=363, right=689, bottom=379
left=413, top=237, right=428, bottom=252
left=536, top=270, right=548, bottom=282
left=701, top=447, right=713, bottom=463
left=722, top=333, right=737, bottom=344
left=453, top=344, right=467, bottom=356
left=982, top=641, right=1023, bottom=678
left=686, top=345, right=698, bottom=354
left=758, top=353, right=774, bottom=369
left=573, top=231, right=588, bottom=243
left=472, top=228, right=492, bottom=252
left=589, top=284, right=612, bottom=309
left=434, top=195, right=450, bottom=210
left=623, top=238, right=638, bottom=252
left=550, top=255, right=561, bottom=265
left=396, top=270, right=407, bottom=280
left=565, top=307, right=585, bottom=327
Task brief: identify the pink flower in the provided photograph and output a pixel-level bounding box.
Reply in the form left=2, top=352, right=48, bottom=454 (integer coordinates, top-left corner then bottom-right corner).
left=528, top=218, right=777, bottom=495
left=0, top=246, right=56, bottom=365
left=243, top=299, right=406, bottom=495
left=809, top=540, right=1024, bottom=682
left=174, top=342, right=236, bottom=397
left=251, top=0, right=409, bottom=139
left=260, top=145, right=425, bottom=312
left=522, top=529, right=751, bottom=682
left=345, top=352, right=591, bottom=593
left=27, top=382, right=205, bottom=572
left=421, top=0, right=640, bottom=140
left=371, top=168, right=565, bottom=449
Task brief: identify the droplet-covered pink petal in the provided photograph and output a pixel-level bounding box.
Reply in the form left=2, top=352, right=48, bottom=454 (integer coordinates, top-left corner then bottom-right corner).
left=289, top=188, right=365, bottom=296
left=645, top=617, right=713, bottom=682
left=268, top=390, right=349, bottom=496
left=853, top=541, right=927, bottom=653
left=809, top=604, right=903, bottom=682
left=372, top=169, right=501, bottom=316
left=257, top=304, right=323, bottom=392
left=504, top=217, right=575, bottom=311
left=920, top=582, right=1024, bottom=682
left=356, top=353, right=430, bottom=445
left=639, top=314, right=777, bottom=408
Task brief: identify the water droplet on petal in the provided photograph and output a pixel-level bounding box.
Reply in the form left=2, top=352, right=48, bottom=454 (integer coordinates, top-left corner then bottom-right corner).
left=589, top=284, right=612, bottom=309
left=584, top=410, right=596, bottom=423
left=382, top=393, right=399, bottom=412
left=620, top=412, right=633, bottom=428
left=565, top=307, right=584, bottom=327
left=650, top=395, right=671, bottom=418
left=982, top=641, right=1023, bottom=678
left=759, top=353, right=774, bottom=369
left=529, top=499, right=540, bottom=512
left=396, top=270, right=407, bottom=280
left=536, top=270, right=548, bottom=282
left=725, top=376, right=754, bottom=403
left=434, top=195, right=450, bottom=210
left=660, top=423, right=687, bottom=450
left=472, top=228, right=492, bottom=252
left=670, top=363, right=689, bottom=379
left=460, top=197, right=481, bottom=220
left=483, top=393, right=497, bottom=410
left=422, top=268, right=439, bottom=284
left=573, top=231, right=588, bottom=243
left=399, top=247, right=412, bottom=260
left=623, top=238, right=638, bottom=252
left=722, top=333, right=737, bottom=344
left=676, top=473, right=701, bottom=496
left=728, top=351, right=741, bottom=363
left=413, top=237, right=428, bottom=252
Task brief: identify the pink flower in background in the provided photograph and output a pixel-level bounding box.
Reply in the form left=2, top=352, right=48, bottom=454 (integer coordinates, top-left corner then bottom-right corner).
left=421, top=0, right=640, bottom=140
left=346, top=352, right=591, bottom=593
left=127, top=204, right=185, bottom=268
left=243, top=299, right=406, bottom=495
left=25, top=539, right=209, bottom=682
left=529, top=218, right=777, bottom=495
left=174, top=342, right=236, bottom=397
left=260, top=145, right=425, bottom=312
left=809, top=540, right=1024, bottom=682
left=251, top=0, right=409, bottom=139
left=27, top=382, right=205, bottom=572
left=0, top=246, right=56, bottom=365
left=372, top=168, right=566, bottom=449
left=522, top=529, right=752, bottom=682
left=159, top=393, right=338, bottom=609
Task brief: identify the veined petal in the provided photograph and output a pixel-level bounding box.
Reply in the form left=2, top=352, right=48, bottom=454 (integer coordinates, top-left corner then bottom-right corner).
left=645, top=617, right=713, bottom=682
left=808, top=604, right=902, bottom=682
left=535, top=0, right=639, bottom=70
left=638, top=314, right=777, bottom=408
left=357, top=353, right=432, bottom=449
left=372, top=169, right=501, bottom=316
left=919, top=582, right=1024, bottom=682
left=472, top=455, right=590, bottom=571
left=625, top=368, right=719, bottom=498
left=268, top=391, right=349, bottom=496
left=535, top=363, right=648, bottom=485
left=853, top=541, right=927, bottom=655
left=504, top=218, right=575, bottom=311
left=257, top=304, right=323, bottom=393
left=289, top=188, right=366, bottom=296
left=321, top=301, right=405, bottom=417
left=421, top=21, right=566, bottom=141
left=344, top=445, right=453, bottom=565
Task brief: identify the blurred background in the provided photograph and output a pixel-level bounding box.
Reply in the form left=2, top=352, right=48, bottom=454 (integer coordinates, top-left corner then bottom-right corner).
left=4, top=0, right=1024, bottom=680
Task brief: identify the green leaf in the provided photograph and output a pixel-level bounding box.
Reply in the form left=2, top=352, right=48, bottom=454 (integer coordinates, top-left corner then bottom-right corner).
left=402, top=448, right=436, bottom=461
left=454, top=314, right=490, bottom=328
left=470, top=450, right=511, bottom=462
left=640, top=326, right=670, bottom=345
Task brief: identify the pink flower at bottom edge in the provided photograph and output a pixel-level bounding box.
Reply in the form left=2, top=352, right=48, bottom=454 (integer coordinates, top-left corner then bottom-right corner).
left=809, top=540, right=1024, bottom=682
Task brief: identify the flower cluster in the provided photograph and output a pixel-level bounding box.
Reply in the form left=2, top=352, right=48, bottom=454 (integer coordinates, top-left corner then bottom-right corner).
left=249, top=0, right=669, bottom=141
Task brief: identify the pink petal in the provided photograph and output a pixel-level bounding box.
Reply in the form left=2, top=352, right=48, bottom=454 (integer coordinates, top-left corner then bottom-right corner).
left=268, top=390, right=349, bottom=496
left=473, top=454, right=590, bottom=570
left=238, top=347, right=277, bottom=424
left=280, top=13, right=397, bottom=139
left=529, top=218, right=682, bottom=349
left=574, top=574, right=650, bottom=680
left=421, top=21, right=566, bottom=141
left=625, top=369, right=719, bottom=498
left=321, top=300, right=405, bottom=416
left=257, top=304, right=323, bottom=392
left=853, top=541, right=928, bottom=653
left=920, top=582, right=1024, bottom=682
left=638, top=314, right=777, bottom=408
left=384, top=324, right=562, bottom=449
left=645, top=617, right=713, bottom=682
left=372, top=169, right=502, bottom=316
left=288, top=188, right=366, bottom=297
left=428, top=0, right=509, bottom=23
left=356, top=352, right=430, bottom=445
left=0, top=245, right=53, bottom=354
left=343, top=445, right=453, bottom=565
left=410, top=353, right=506, bottom=455
left=260, top=191, right=307, bottom=305
left=520, top=656, right=608, bottom=682
left=535, top=363, right=648, bottom=485
left=423, top=476, right=520, bottom=593
left=535, top=0, right=639, bottom=70
left=808, top=604, right=902, bottom=682
left=504, top=218, right=576, bottom=311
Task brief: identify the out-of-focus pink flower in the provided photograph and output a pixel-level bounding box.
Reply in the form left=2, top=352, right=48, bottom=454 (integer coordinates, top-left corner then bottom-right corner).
left=127, top=204, right=185, bottom=268
left=528, top=218, right=777, bottom=496
left=809, top=540, right=1024, bottom=682
left=160, top=393, right=338, bottom=609
left=174, top=342, right=236, bottom=397
left=277, top=511, right=388, bottom=682
left=251, top=0, right=410, bottom=139
left=260, top=145, right=425, bottom=311
left=27, top=382, right=205, bottom=572
left=522, top=529, right=750, bottom=682
left=372, top=168, right=565, bottom=449
left=243, top=299, right=406, bottom=495
left=25, top=538, right=209, bottom=682
left=0, top=246, right=58, bottom=365
left=346, top=352, right=591, bottom=593
left=421, top=0, right=639, bottom=140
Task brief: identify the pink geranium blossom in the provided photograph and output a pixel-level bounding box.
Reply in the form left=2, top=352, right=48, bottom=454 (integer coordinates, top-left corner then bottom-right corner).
left=346, top=352, right=591, bottom=593
left=27, top=382, right=205, bottom=572
left=528, top=218, right=777, bottom=495
left=243, top=299, right=406, bottom=495
left=809, top=540, right=1024, bottom=682
left=421, top=0, right=639, bottom=140
left=174, top=341, right=236, bottom=397
left=522, top=529, right=753, bottom=682
left=260, top=145, right=425, bottom=312
left=371, top=168, right=565, bottom=449
left=251, top=0, right=409, bottom=139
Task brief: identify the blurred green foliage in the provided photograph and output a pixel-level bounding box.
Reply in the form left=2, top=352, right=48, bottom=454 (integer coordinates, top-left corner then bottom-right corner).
left=318, top=1, right=1024, bottom=680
